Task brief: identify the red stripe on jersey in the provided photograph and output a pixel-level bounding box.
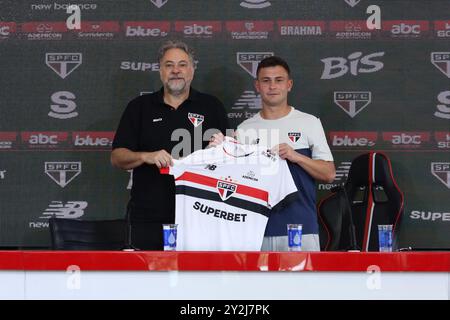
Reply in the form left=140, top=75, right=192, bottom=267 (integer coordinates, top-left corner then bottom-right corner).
left=176, top=171, right=269, bottom=203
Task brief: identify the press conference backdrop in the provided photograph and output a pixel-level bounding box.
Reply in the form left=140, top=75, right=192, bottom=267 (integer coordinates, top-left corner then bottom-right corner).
left=0, top=0, right=449, bottom=249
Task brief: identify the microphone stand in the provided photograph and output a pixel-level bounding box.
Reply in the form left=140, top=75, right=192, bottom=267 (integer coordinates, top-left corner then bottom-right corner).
left=122, top=199, right=139, bottom=251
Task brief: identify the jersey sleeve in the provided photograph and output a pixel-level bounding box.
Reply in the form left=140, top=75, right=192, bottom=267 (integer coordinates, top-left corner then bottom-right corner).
left=308, top=117, right=334, bottom=161
left=268, top=159, right=299, bottom=210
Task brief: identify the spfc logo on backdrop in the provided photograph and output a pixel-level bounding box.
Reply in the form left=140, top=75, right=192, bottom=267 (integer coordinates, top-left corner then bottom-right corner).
left=334, top=91, right=372, bottom=118
left=150, top=0, right=168, bottom=8
left=431, top=162, right=450, bottom=189
left=46, top=53, right=82, bottom=79
left=240, top=0, right=271, bottom=9
left=288, top=132, right=301, bottom=143
left=188, top=113, right=204, bottom=127
left=344, top=0, right=361, bottom=7
left=431, top=52, right=450, bottom=78
left=217, top=181, right=237, bottom=201
left=237, top=52, right=273, bottom=78
left=45, top=162, right=81, bottom=188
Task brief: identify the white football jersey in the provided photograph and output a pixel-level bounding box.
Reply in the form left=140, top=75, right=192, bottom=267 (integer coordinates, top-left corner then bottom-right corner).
left=161, top=137, right=298, bottom=251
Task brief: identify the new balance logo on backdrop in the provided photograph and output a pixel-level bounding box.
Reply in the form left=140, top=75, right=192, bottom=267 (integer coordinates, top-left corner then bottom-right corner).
left=237, top=52, right=273, bottom=78
left=240, top=0, right=271, bottom=9
left=436, top=91, right=450, bottom=119
left=45, top=162, right=81, bottom=188
left=49, top=91, right=77, bottom=119
left=150, top=0, right=168, bottom=8
left=431, top=162, right=450, bottom=189
left=41, top=201, right=87, bottom=219
left=334, top=91, right=371, bottom=118
left=318, top=161, right=351, bottom=190
left=46, top=53, right=82, bottom=79
left=321, top=51, right=384, bottom=79
left=233, top=90, right=262, bottom=109
left=431, top=52, right=450, bottom=78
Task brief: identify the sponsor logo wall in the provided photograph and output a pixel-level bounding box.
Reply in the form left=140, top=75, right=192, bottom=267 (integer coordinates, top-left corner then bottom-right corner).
left=0, top=0, right=449, bottom=249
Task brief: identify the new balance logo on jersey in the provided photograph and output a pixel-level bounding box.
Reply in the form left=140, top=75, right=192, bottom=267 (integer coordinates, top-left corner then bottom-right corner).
left=334, top=91, right=372, bottom=118
left=288, top=132, right=301, bottom=143
left=431, top=162, right=450, bottom=189
left=46, top=53, right=82, bottom=79
left=240, top=0, right=271, bottom=9
left=41, top=201, right=87, bottom=219
left=205, top=164, right=217, bottom=171
left=45, top=162, right=81, bottom=188
left=150, top=0, right=168, bottom=8
left=217, top=181, right=237, bottom=201
left=188, top=113, right=204, bottom=127
left=431, top=52, right=450, bottom=78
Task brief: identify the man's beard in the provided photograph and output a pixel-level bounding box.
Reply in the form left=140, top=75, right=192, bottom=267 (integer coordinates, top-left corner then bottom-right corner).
left=166, top=78, right=188, bottom=96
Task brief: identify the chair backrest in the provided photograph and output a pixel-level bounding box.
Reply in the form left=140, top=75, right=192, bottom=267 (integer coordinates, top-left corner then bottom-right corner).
left=49, top=218, right=128, bottom=250
left=318, top=152, right=404, bottom=251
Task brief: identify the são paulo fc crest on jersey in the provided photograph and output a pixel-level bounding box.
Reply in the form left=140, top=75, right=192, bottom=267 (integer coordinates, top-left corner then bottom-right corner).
left=216, top=180, right=237, bottom=201
left=288, top=132, right=301, bottom=143
left=188, top=113, right=204, bottom=127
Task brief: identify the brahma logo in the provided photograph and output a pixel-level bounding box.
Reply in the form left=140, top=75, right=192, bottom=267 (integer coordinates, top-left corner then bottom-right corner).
left=431, top=52, right=450, bottom=78
left=334, top=91, right=371, bottom=118
left=278, top=20, right=324, bottom=37
left=188, top=113, right=204, bottom=127
left=73, top=132, right=114, bottom=148
left=22, top=131, right=68, bottom=148
left=124, top=22, right=169, bottom=38
left=434, top=21, right=450, bottom=38
left=330, top=132, right=377, bottom=147
left=46, top=53, right=82, bottom=79
left=217, top=180, right=238, bottom=201
left=382, top=132, right=430, bottom=148
left=435, top=91, right=450, bottom=119
left=237, top=52, right=274, bottom=78
left=321, top=52, right=384, bottom=79
left=410, top=210, right=450, bottom=222
left=45, top=162, right=81, bottom=188
left=431, top=162, right=450, bottom=189
left=150, top=0, right=168, bottom=8
left=240, top=0, right=271, bottom=9
left=288, top=132, right=301, bottom=143
left=435, top=132, right=450, bottom=149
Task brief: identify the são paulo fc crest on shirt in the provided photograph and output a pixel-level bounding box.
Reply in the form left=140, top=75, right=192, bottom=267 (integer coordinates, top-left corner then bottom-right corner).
left=188, top=113, right=204, bottom=127
left=216, top=180, right=237, bottom=201
left=288, top=132, right=301, bottom=143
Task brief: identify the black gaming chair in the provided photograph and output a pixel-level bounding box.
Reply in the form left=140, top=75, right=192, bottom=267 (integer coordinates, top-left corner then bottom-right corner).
left=317, top=152, right=404, bottom=251
left=49, top=218, right=128, bottom=250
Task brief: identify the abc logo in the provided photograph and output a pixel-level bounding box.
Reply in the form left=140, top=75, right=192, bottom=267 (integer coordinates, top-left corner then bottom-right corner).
left=184, top=24, right=213, bottom=35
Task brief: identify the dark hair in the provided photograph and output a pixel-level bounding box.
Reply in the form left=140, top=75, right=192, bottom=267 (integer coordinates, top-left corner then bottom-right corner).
left=256, top=56, right=291, bottom=78
left=157, top=39, right=195, bottom=64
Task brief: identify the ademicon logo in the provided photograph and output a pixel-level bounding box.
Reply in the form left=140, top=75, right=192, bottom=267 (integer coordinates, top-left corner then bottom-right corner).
left=45, top=162, right=81, bottom=188
left=321, top=51, right=384, bottom=79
